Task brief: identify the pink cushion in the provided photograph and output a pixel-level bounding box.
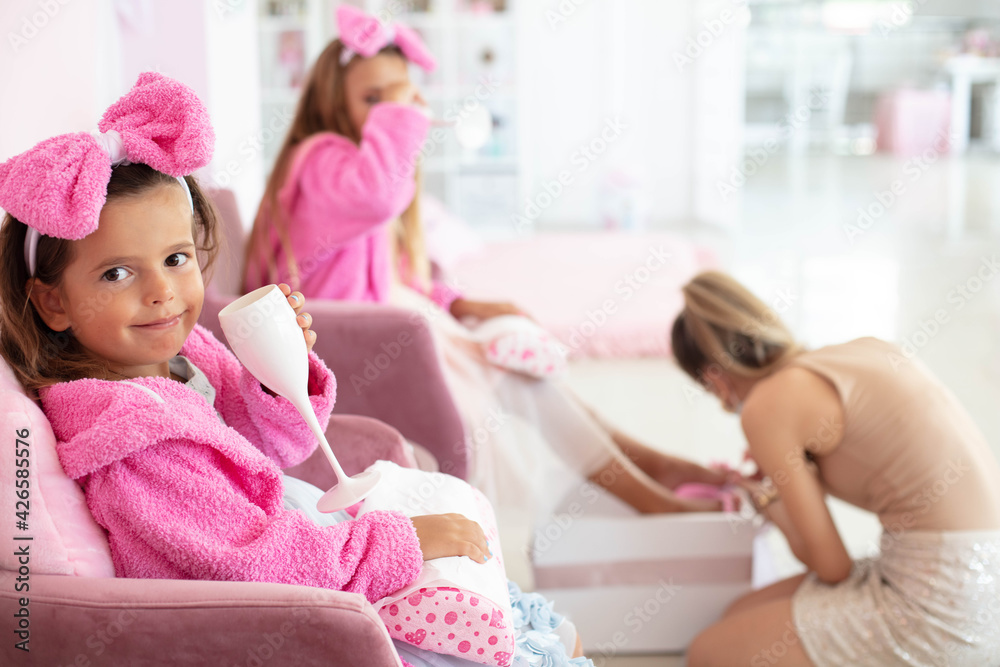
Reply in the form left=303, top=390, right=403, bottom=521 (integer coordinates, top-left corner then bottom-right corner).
left=875, top=88, right=951, bottom=157
left=450, top=232, right=718, bottom=359
left=0, top=359, right=115, bottom=577
left=472, top=316, right=568, bottom=379
left=358, top=462, right=515, bottom=666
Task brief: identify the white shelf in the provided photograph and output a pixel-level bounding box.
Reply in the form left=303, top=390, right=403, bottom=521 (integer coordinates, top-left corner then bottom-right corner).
left=365, top=0, right=521, bottom=223
left=459, top=154, right=519, bottom=170
left=423, top=154, right=519, bottom=172
left=456, top=13, right=514, bottom=29
left=254, top=0, right=521, bottom=224
left=394, top=13, right=440, bottom=30
left=259, top=16, right=310, bottom=32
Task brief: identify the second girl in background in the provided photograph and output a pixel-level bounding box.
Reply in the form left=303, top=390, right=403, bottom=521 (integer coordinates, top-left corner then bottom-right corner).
left=244, top=6, right=730, bottom=524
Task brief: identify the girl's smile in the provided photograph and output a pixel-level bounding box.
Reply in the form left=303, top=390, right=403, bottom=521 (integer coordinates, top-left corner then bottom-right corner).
left=132, top=313, right=186, bottom=330
left=29, top=181, right=204, bottom=380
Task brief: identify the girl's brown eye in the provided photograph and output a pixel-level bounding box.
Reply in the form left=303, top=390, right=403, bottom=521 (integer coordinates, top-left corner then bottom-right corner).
left=364, top=94, right=379, bottom=105
left=165, top=253, right=189, bottom=268
left=102, top=267, right=129, bottom=282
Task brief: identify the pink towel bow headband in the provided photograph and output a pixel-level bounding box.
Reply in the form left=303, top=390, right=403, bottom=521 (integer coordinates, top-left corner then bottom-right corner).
left=336, top=5, right=437, bottom=72
left=0, top=72, right=215, bottom=277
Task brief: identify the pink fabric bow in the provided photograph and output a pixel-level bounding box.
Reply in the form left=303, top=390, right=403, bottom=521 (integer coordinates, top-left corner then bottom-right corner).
left=336, top=5, right=437, bottom=72
left=0, top=72, right=214, bottom=241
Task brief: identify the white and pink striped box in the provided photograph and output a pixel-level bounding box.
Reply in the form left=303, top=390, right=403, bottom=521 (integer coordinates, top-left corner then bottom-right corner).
left=530, top=487, right=776, bottom=655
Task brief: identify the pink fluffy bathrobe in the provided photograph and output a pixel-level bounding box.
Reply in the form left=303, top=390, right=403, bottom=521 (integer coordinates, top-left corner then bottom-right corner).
left=247, top=102, right=460, bottom=309
left=40, top=324, right=423, bottom=603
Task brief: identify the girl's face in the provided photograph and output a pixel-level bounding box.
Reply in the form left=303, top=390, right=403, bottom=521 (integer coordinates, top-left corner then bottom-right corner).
left=343, top=52, right=411, bottom=136
left=30, top=183, right=204, bottom=380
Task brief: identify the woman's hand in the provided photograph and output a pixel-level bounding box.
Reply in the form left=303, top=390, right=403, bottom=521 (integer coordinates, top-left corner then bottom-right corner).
left=411, top=513, right=491, bottom=564
left=449, top=298, right=533, bottom=322
left=277, top=283, right=316, bottom=353
left=736, top=477, right=780, bottom=514
left=740, top=449, right=766, bottom=481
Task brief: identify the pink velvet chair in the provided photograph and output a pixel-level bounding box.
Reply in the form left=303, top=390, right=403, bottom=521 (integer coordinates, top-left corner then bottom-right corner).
left=199, top=189, right=469, bottom=479
left=0, top=415, right=417, bottom=666
left=0, top=187, right=469, bottom=664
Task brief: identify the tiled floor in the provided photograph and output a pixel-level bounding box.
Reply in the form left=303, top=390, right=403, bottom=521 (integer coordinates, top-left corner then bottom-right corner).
left=545, top=149, right=1000, bottom=664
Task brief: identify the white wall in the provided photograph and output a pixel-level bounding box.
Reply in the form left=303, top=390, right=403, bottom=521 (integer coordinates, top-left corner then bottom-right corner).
left=1, top=0, right=264, bottom=226
left=0, top=0, right=118, bottom=161
left=112, top=0, right=265, bottom=225
left=690, top=0, right=747, bottom=231
left=203, top=0, right=265, bottom=225
left=3, top=0, right=739, bottom=231
left=515, top=0, right=745, bottom=230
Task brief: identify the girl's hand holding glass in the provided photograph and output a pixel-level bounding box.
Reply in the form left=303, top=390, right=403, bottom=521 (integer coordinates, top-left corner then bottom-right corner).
left=276, top=283, right=316, bottom=353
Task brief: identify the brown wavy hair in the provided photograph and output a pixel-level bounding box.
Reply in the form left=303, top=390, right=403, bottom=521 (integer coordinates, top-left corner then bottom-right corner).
left=671, top=270, right=802, bottom=381
left=0, top=163, right=219, bottom=393
left=244, top=39, right=428, bottom=293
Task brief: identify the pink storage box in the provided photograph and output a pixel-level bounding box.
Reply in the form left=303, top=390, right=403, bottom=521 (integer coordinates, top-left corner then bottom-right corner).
left=875, top=88, right=952, bottom=157
left=531, top=487, right=775, bottom=655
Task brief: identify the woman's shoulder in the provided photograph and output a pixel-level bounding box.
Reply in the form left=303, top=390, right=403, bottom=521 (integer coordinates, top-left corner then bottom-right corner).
left=801, top=336, right=898, bottom=358
left=744, top=364, right=832, bottom=413
left=742, top=357, right=845, bottom=442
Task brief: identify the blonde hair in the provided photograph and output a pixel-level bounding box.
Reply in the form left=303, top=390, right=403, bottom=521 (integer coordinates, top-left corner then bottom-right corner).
left=671, top=270, right=801, bottom=381
left=244, top=39, right=429, bottom=293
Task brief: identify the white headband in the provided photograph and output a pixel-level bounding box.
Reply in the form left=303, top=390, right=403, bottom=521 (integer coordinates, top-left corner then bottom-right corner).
left=23, top=130, right=194, bottom=278
left=339, top=25, right=397, bottom=66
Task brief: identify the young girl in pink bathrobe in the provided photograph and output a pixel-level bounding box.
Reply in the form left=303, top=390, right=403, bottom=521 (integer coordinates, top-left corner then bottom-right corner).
left=0, top=72, right=595, bottom=667
left=244, top=7, right=733, bottom=525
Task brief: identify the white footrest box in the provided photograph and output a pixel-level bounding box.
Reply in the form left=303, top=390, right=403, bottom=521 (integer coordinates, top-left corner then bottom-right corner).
left=531, top=486, right=776, bottom=655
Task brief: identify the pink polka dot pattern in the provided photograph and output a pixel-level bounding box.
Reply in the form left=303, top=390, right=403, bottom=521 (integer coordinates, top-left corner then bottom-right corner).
left=374, top=487, right=514, bottom=665
left=378, top=583, right=513, bottom=665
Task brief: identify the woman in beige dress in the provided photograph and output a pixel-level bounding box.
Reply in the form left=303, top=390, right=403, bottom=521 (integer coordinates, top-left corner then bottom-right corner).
left=673, top=271, right=1000, bottom=667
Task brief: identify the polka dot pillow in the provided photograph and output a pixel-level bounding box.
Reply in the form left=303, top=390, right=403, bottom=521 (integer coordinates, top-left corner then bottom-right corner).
left=471, top=315, right=567, bottom=379
left=357, top=462, right=515, bottom=666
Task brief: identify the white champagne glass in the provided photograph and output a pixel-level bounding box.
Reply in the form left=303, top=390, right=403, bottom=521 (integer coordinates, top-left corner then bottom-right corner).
left=428, top=104, right=493, bottom=150
left=219, top=285, right=381, bottom=512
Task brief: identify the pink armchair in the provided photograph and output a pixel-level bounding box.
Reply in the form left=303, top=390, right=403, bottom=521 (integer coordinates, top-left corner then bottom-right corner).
left=199, top=189, right=468, bottom=479
left=0, top=416, right=416, bottom=666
